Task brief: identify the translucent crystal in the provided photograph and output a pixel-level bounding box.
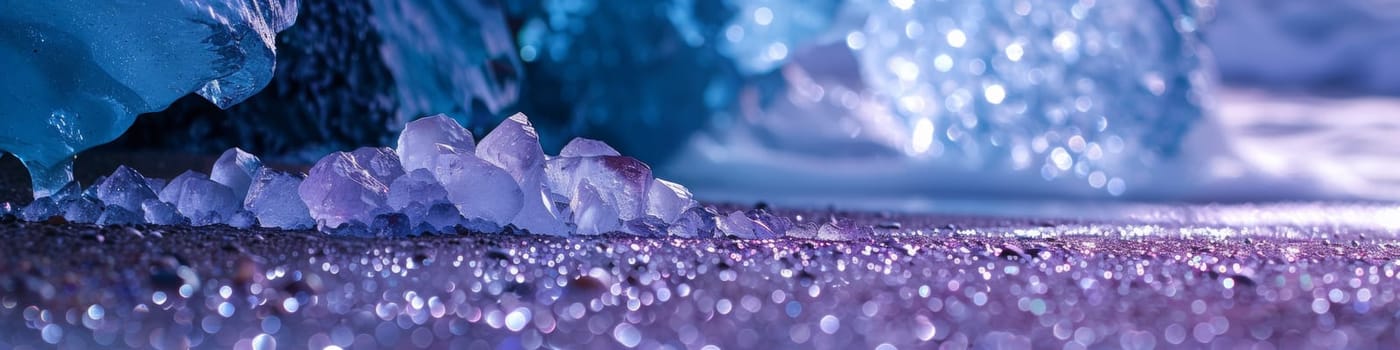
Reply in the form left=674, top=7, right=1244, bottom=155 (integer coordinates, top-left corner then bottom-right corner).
left=96, top=166, right=158, bottom=213
left=96, top=204, right=141, bottom=226
left=63, top=197, right=102, bottom=224
left=210, top=148, right=263, bottom=203
left=396, top=114, right=476, bottom=173
left=0, top=0, right=298, bottom=197
left=244, top=168, right=314, bottom=230
left=667, top=206, right=719, bottom=238
left=546, top=156, right=654, bottom=221
left=430, top=151, right=521, bottom=225
left=387, top=169, right=450, bottom=228
left=559, top=138, right=621, bottom=158
left=228, top=210, right=257, bottom=229
left=477, top=113, right=568, bottom=235
left=424, top=203, right=466, bottom=233
left=645, top=178, right=695, bottom=224
left=350, top=147, right=405, bottom=186
left=142, top=199, right=184, bottom=226
left=20, top=197, right=59, bottom=222
left=160, top=171, right=239, bottom=226
left=299, top=150, right=392, bottom=230
left=570, top=180, right=621, bottom=235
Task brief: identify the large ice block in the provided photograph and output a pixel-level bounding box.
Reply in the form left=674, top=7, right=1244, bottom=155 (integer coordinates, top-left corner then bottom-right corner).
left=0, top=0, right=298, bottom=196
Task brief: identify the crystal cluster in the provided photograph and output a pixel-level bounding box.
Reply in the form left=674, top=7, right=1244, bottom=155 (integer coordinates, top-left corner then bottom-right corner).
left=0, top=0, right=299, bottom=198
left=17, top=113, right=809, bottom=238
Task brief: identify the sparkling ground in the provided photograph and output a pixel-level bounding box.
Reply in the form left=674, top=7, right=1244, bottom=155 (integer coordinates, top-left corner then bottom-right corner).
left=2, top=155, right=1400, bottom=349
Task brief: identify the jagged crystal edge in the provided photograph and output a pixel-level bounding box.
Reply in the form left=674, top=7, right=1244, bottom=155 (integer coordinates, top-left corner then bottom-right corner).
left=7, top=113, right=849, bottom=239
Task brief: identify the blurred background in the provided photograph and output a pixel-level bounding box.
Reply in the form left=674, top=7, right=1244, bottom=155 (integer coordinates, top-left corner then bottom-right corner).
left=106, top=0, right=1400, bottom=210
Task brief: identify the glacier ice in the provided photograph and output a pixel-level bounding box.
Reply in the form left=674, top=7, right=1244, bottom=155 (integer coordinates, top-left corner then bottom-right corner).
left=211, top=148, right=264, bottom=203
left=0, top=0, right=298, bottom=197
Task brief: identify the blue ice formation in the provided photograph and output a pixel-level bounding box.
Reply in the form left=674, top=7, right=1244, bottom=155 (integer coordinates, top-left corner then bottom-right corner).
left=13, top=113, right=825, bottom=239
left=0, top=0, right=299, bottom=197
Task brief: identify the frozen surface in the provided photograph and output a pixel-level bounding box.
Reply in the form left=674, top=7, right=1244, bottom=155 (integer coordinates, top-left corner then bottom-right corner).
left=0, top=0, right=297, bottom=197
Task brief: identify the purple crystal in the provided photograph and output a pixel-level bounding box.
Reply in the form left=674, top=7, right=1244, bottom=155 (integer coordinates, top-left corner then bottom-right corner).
left=350, top=147, right=405, bottom=186
left=161, top=172, right=239, bottom=226
left=396, top=114, right=477, bottom=172
left=299, top=151, right=392, bottom=230
left=210, top=148, right=263, bottom=203
left=667, top=206, right=720, bottom=238
left=559, top=137, right=621, bottom=157
left=430, top=151, right=522, bottom=225
left=423, top=203, right=465, bottom=233
left=477, top=113, right=568, bottom=235
left=96, top=166, right=158, bottom=213
left=370, top=213, right=412, bottom=237
left=245, top=168, right=314, bottom=230
left=387, top=169, right=450, bottom=229
left=20, top=197, right=59, bottom=222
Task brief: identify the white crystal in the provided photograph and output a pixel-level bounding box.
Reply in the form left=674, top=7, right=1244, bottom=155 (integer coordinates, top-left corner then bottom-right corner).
left=210, top=148, right=263, bottom=203
left=245, top=168, right=314, bottom=230
left=645, top=178, right=694, bottom=224
left=559, top=137, right=621, bottom=157
left=397, top=114, right=477, bottom=172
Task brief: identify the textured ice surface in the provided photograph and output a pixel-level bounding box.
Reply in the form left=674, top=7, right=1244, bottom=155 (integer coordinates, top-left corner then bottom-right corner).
left=396, top=114, right=476, bottom=172
left=62, top=197, right=102, bottom=224
left=245, top=168, right=314, bottom=229
left=162, top=171, right=240, bottom=226
left=646, top=178, right=694, bottom=223
left=95, top=166, right=158, bottom=213
left=95, top=205, right=141, bottom=226
left=432, top=151, right=522, bottom=224
left=142, top=199, right=184, bottom=225
left=299, top=150, right=392, bottom=230
left=210, top=148, right=263, bottom=203
left=569, top=180, right=621, bottom=235
left=0, top=0, right=298, bottom=197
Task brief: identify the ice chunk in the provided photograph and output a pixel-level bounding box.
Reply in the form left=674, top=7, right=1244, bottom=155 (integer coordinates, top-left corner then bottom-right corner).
left=646, top=178, right=694, bottom=224
left=370, top=213, right=411, bottom=237
left=96, top=205, right=141, bottom=226
left=20, top=197, right=59, bottom=222
left=210, top=148, right=263, bottom=203
left=62, top=197, right=102, bottom=224
left=96, top=166, right=158, bottom=213
left=142, top=199, right=184, bottom=226
left=244, top=168, right=314, bottom=230
left=396, top=114, right=477, bottom=172
left=350, top=147, right=405, bottom=186
left=387, top=169, right=450, bottom=228
left=0, top=0, right=298, bottom=197
left=545, top=156, right=653, bottom=221
left=430, top=152, right=522, bottom=225
left=160, top=171, right=239, bottom=226
left=477, top=113, right=568, bottom=235
left=570, top=180, right=621, bottom=235
left=299, top=150, right=392, bottom=230
left=667, top=206, right=719, bottom=238
left=623, top=217, right=667, bottom=237
left=227, top=210, right=257, bottom=229
left=559, top=138, right=621, bottom=158
left=717, top=210, right=779, bottom=239
left=423, top=203, right=465, bottom=233
left=145, top=178, right=168, bottom=194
